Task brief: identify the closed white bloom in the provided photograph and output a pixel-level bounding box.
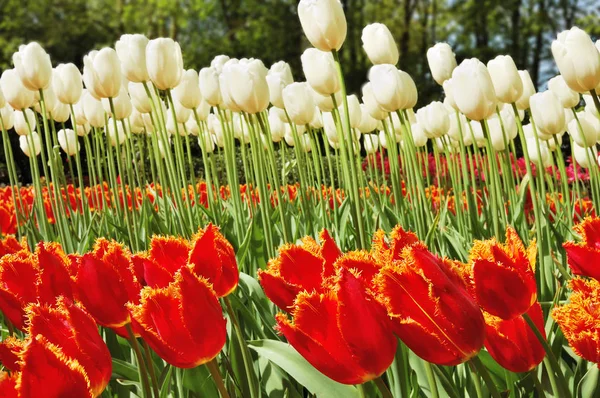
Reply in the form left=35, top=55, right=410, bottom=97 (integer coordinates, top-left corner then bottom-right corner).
left=361, top=23, right=399, bottom=65
left=199, top=67, right=222, bottom=107
left=573, top=142, right=598, bottom=168
left=170, top=99, right=192, bottom=124
left=405, top=108, right=417, bottom=124
left=284, top=124, right=297, bottom=146
left=301, top=48, right=340, bottom=96
left=19, top=132, right=41, bottom=157
left=435, top=135, right=459, bottom=152
left=312, top=87, right=341, bottom=112
left=447, top=112, right=471, bottom=145
left=583, top=95, right=599, bottom=117
left=82, top=91, right=106, bottom=128
left=368, top=65, right=418, bottom=112
left=157, top=138, right=170, bottom=159
left=130, top=109, right=146, bottom=134
left=199, top=132, right=215, bottom=153
left=146, top=38, right=184, bottom=90
left=497, top=106, right=518, bottom=140
left=185, top=117, right=201, bottom=136
left=166, top=112, right=186, bottom=136
left=269, top=110, right=285, bottom=142
left=115, top=34, right=149, bottom=83
left=442, top=78, right=459, bottom=111
left=411, top=123, right=428, bottom=147
left=219, top=70, right=242, bottom=112
left=363, top=134, right=379, bottom=153
left=13, top=42, right=52, bottom=91
left=53, top=64, right=83, bottom=105
left=548, top=75, right=580, bottom=109
left=487, top=117, right=511, bottom=151
left=338, top=94, right=362, bottom=129
left=195, top=98, right=211, bottom=121
left=210, top=55, right=230, bottom=75
left=0, top=105, right=14, bottom=130
left=102, top=88, right=132, bottom=120
left=515, top=70, right=536, bottom=110
left=361, top=83, right=387, bottom=121
left=76, top=123, right=91, bottom=137
left=33, top=85, right=57, bottom=115
left=322, top=112, right=337, bottom=142
left=568, top=112, right=600, bottom=147
left=267, top=61, right=294, bottom=108
left=358, top=103, right=378, bottom=133
left=544, top=133, right=563, bottom=151
left=83, top=49, right=122, bottom=99
left=416, top=101, right=449, bottom=138
left=452, top=59, right=497, bottom=121
left=523, top=123, right=551, bottom=141
left=106, top=118, right=127, bottom=146
left=0, top=86, right=4, bottom=109
left=270, top=106, right=288, bottom=124
left=487, top=55, right=523, bottom=104
left=551, top=27, right=600, bottom=93
left=469, top=120, right=487, bottom=148
left=310, top=108, right=324, bottom=129
left=283, top=82, right=316, bottom=126
left=1, top=69, right=35, bottom=110
left=299, top=134, right=312, bottom=153
left=378, top=130, right=388, bottom=149
left=298, top=0, right=347, bottom=52
left=14, top=109, right=37, bottom=136
left=426, top=43, right=457, bottom=85
left=128, top=82, right=153, bottom=114
left=530, top=91, right=565, bottom=136
left=51, top=102, right=70, bottom=123
left=222, top=59, right=269, bottom=114
left=57, top=128, right=79, bottom=156
left=173, top=69, right=202, bottom=109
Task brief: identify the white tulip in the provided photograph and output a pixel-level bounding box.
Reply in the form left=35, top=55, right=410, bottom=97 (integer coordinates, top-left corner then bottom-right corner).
left=14, top=109, right=37, bottom=136
left=115, top=34, right=150, bottom=83
left=57, top=129, right=79, bottom=156
left=19, top=132, right=41, bottom=157
left=146, top=38, right=184, bottom=90
left=267, top=61, right=294, bottom=109
left=338, top=94, right=362, bottom=129
left=211, top=55, right=230, bottom=74
left=13, top=42, right=52, bottom=91
left=363, top=134, right=379, bottom=154
left=76, top=123, right=91, bottom=137
left=33, top=85, right=57, bottom=115
left=469, top=120, right=487, bottom=148
left=128, top=82, right=154, bottom=114
left=548, top=75, right=580, bottom=109
left=51, top=102, right=70, bottom=123
left=102, top=88, right=132, bottom=120
left=515, top=70, right=536, bottom=110
left=130, top=109, right=146, bottom=134
left=451, top=59, right=497, bottom=121
left=82, top=91, right=106, bottom=128
left=487, top=55, right=523, bottom=104
left=368, top=65, right=418, bottom=112
left=487, top=117, right=510, bottom=151
left=298, top=0, right=347, bottom=52
left=426, top=43, right=457, bottom=85
left=195, top=99, right=211, bottom=121
left=568, top=112, right=600, bottom=147
left=221, top=59, right=269, bottom=114
left=283, top=82, right=316, bottom=126
left=1, top=69, right=35, bottom=110
left=199, top=132, right=215, bottom=154
left=530, top=91, right=565, bottom=136
left=361, top=83, right=388, bottom=121
left=551, top=27, right=600, bottom=93
left=573, top=142, right=598, bottom=168
left=269, top=110, right=285, bottom=142
left=301, top=48, right=340, bottom=96
left=411, top=122, right=428, bottom=147
left=106, top=118, right=127, bottom=146
left=416, top=101, right=449, bottom=138
left=442, top=78, right=459, bottom=111
left=312, top=87, right=341, bottom=112
left=83, top=48, right=122, bottom=99
left=361, top=23, right=399, bottom=65
left=53, top=64, right=83, bottom=105
left=199, top=67, right=222, bottom=107
left=173, top=69, right=202, bottom=110
left=0, top=105, right=14, bottom=130
left=358, top=103, right=378, bottom=133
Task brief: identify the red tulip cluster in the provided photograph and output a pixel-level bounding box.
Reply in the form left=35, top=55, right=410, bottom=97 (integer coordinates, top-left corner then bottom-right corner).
left=259, top=225, right=547, bottom=384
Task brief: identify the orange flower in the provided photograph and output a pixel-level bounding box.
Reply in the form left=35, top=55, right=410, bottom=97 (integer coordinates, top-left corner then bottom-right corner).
left=127, top=266, right=226, bottom=368
left=563, top=217, right=600, bottom=281
left=469, top=227, right=537, bottom=320
left=552, top=278, right=600, bottom=364
left=71, top=239, right=141, bottom=329
left=26, top=298, right=112, bottom=396
left=276, top=267, right=397, bottom=385
left=375, top=243, right=485, bottom=366
left=484, top=302, right=546, bottom=373
left=258, top=230, right=341, bottom=311
left=0, top=242, right=72, bottom=330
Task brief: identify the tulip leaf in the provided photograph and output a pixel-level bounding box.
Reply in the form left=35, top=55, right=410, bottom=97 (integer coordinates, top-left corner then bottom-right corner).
left=112, top=358, right=139, bottom=382
left=248, top=339, right=359, bottom=398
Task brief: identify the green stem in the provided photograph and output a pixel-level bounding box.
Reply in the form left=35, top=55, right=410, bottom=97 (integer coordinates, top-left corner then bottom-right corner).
left=125, top=324, right=152, bottom=398
left=373, top=377, right=393, bottom=398
left=470, top=356, right=501, bottom=398
left=206, top=358, right=231, bottom=398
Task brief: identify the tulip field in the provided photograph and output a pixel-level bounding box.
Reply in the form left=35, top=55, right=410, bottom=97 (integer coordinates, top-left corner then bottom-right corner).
left=2, top=0, right=600, bottom=397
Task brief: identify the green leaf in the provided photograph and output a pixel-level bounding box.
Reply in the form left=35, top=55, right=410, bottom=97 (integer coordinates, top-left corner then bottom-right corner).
left=248, top=339, right=359, bottom=398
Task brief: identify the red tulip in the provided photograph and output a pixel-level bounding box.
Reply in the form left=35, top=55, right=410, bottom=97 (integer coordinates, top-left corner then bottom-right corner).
left=71, top=239, right=141, bottom=329
left=563, top=217, right=600, bottom=281
left=0, top=337, right=24, bottom=371
left=375, top=243, right=485, bottom=366
left=26, top=298, right=112, bottom=396
left=469, top=227, right=537, bottom=320
left=258, top=230, right=341, bottom=311
left=552, top=278, right=600, bottom=364
left=128, top=266, right=227, bottom=368
left=0, top=251, right=37, bottom=329
left=276, top=267, right=397, bottom=384
left=0, top=372, right=17, bottom=398
left=484, top=302, right=546, bottom=372
left=370, top=225, right=419, bottom=264
left=0, top=236, right=26, bottom=259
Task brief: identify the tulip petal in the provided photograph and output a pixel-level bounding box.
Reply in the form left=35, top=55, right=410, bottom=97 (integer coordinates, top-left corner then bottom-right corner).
left=257, top=270, right=301, bottom=311
left=36, top=242, right=73, bottom=304
left=0, top=337, right=24, bottom=371
left=0, top=372, right=18, bottom=398
left=276, top=245, right=325, bottom=293
left=149, top=236, right=190, bottom=274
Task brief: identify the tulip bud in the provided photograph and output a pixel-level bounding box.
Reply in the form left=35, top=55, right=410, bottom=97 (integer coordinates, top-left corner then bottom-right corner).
left=284, top=124, right=297, bottom=146
left=282, top=82, right=316, bottom=126
left=199, top=67, right=222, bottom=107
left=416, top=101, right=450, bottom=138
left=19, top=132, right=41, bottom=157
left=218, top=72, right=242, bottom=112
left=57, top=128, right=79, bottom=156
left=267, top=61, right=294, bottom=109
left=127, top=82, right=152, bottom=114
left=363, top=134, right=379, bottom=154
left=0, top=105, right=14, bottom=130
left=568, top=112, right=600, bottom=147
left=361, top=83, right=388, bottom=121
left=221, top=59, right=269, bottom=114
left=195, top=98, right=211, bottom=122
left=548, top=75, right=580, bottom=109
left=338, top=94, right=362, bottom=129
left=447, top=112, right=470, bottom=145
left=269, top=109, right=285, bottom=142
left=14, top=109, right=37, bottom=136
left=51, top=102, right=70, bottom=123
left=171, top=99, right=192, bottom=124
left=106, top=118, right=126, bottom=146
left=299, top=134, right=312, bottom=153
left=83, top=48, right=122, bottom=99
left=487, top=55, right=523, bottom=104
left=53, top=64, right=83, bottom=105
left=411, top=122, right=428, bottom=147
left=526, top=137, right=550, bottom=166
left=358, top=104, right=378, bottom=133
left=530, top=91, right=565, bottom=136
left=199, top=132, right=215, bottom=154
left=13, top=42, right=53, bottom=91
left=82, top=91, right=106, bottom=128
left=298, top=0, right=347, bottom=52
left=130, top=109, right=146, bottom=134
left=469, top=120, right=487, bottom=148
left=515, top=70, right=536, bottom=110
left=551, top=27, right=600, bottom=93
left=33, top=85, right=57, bottom=115
left=442, top=78, right=459, bottom=111
left=361, top=23, right=399, bottom=65
left=146, top=38, right=184, bottom=90
left=115, top=34, right=150, bottom=83
left=102, top=88, right=132, bottom=120
left=451, top=59, right=497, bottom=121
left=77, top=123, right=92, bottom=137
left=301, top=48, right=340, bottom=96
left=368, top=65, right=418, bottom=112
left=173, top=69, right=202, bottom=110
left=312, top=87, right=341, bottom=112
left=487, top=116, right=511, bottom=151
left=211, top=55, right=230, bottom=74
left=573, top=142, right=598, bottom=168
left=310, top=108, right=323, bottom=129
left=426, top=43, right=457, bottom=85
left=1, top=69, right=35, bottom=110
